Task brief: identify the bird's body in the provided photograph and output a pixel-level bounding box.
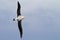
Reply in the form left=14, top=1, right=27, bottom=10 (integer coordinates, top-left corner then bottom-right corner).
left=16, top=15, right=24, bottom=21
left=13, top=1, right=24, bottom=38
left=13, top=15, right=24, bottom=21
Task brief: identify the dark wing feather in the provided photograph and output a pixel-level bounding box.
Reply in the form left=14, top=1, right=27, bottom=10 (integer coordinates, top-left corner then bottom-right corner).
left=17, top=1, right=21, bottom=16
left=18, top=21, right=23, bottom=38
left=17, top=1, right=23, bottom=38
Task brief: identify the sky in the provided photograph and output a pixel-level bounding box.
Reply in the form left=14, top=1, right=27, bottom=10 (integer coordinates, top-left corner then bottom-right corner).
left=0, top=0, right=60, bottom=40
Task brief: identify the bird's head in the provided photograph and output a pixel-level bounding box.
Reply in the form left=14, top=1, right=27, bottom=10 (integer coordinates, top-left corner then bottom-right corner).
left=13, top=18, right=15, bottom=21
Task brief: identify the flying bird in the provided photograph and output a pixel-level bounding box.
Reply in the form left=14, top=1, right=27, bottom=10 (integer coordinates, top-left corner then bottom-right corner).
left=13, top=1, right=24, bottom=38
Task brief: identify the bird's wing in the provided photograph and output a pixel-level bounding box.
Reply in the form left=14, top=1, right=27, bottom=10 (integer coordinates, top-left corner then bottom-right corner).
left=17, top=1, right=21, bottom=17
left=18, top=21, right=23, bottom=38
left=17, top=1, right=23, bottom=38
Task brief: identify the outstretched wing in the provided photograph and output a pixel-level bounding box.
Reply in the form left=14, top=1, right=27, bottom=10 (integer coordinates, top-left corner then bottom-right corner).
left=17, top=1, right=23, bottom=38
left=18, top=21, right=23, bottom=38
left=17, top=1, right=21, bottom=16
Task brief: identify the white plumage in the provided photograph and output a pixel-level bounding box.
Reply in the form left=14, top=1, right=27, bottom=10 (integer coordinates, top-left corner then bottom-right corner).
left=16, top=16, right=24, bottom=21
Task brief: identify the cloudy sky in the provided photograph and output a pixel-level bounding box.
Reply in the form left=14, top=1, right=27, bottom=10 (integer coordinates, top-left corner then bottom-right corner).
left=0, top=0, right=60, bottom=40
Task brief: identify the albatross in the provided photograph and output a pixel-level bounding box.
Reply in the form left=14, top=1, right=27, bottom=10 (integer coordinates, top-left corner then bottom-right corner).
left=13, top=1, right=24, bottom=38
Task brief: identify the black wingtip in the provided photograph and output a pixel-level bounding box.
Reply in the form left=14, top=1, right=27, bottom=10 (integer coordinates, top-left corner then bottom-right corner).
left=20, top=31, right=23, bottom=38
left=20, top=34, right=22, bottom=38
left=17, top=1, right=21, bottom=10
left=17, top=1, right=20, bottom=6
left=17, top=1, right=19, bottom=4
